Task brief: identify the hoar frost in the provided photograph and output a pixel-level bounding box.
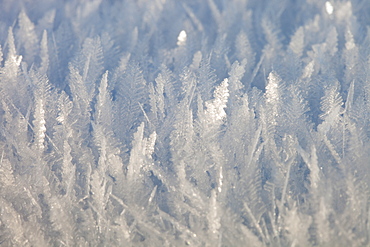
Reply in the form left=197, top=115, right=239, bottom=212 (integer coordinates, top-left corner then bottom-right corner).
left=205, top=78, right=229, bottom=123
left=0, top=0, right=369, bottom=246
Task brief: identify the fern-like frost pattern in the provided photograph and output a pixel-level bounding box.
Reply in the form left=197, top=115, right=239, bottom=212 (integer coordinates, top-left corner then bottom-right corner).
left=0, top=0, right=369, bottom=246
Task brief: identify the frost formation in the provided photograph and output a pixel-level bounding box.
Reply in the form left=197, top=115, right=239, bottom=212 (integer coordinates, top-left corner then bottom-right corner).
left=0, top=0, right=370, bottom=246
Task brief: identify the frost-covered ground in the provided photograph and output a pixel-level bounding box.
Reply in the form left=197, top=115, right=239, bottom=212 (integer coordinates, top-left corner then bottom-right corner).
left=0, top=0, right=370, bottom=246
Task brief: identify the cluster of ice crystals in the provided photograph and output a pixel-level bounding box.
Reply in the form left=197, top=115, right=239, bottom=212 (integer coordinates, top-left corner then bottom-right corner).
left=0, top=0, right=369, bottom=246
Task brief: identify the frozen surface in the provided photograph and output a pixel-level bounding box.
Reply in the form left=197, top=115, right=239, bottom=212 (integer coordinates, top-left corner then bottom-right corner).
left=0, top=0, right=370, bottom=246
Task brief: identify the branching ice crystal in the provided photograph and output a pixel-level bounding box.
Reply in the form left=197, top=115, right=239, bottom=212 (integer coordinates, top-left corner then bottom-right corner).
left=205, top=78, right=229, bottom=124
left=0, top=1, right=369, bottom=246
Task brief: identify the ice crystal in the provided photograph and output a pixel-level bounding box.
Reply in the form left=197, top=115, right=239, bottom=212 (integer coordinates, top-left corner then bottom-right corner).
left=0, top=0, right=369, bottom=246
